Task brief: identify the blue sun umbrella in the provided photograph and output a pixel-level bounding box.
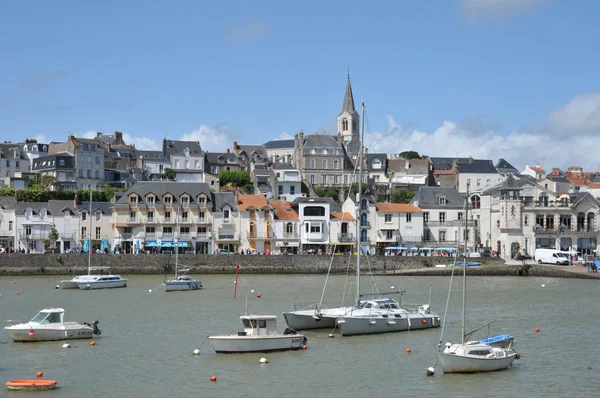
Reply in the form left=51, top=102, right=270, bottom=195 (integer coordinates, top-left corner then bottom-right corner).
left=135, top=239, right=141, bottom=252
left=101, top=237, right=109, bottom=251
left=83, top=237, right=90, bottom=253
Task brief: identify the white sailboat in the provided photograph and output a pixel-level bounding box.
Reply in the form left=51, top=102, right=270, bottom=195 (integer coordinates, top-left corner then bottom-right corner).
left=434, top=183, right=519, bottom=374
left=164, top=204, right=201, bottom=292
left=58, top=191, right=127, bottom=290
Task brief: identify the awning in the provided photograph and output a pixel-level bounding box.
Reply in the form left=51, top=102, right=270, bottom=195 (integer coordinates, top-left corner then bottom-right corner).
left=159, top=241, right=189, bottom=248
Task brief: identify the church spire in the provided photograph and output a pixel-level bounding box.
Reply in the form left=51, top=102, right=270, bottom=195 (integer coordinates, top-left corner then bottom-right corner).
left=340, top=74, right=356, bottom=115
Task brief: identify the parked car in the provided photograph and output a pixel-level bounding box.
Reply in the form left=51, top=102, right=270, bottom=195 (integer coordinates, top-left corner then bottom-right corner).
left=215, top=249, right=235, bottom=255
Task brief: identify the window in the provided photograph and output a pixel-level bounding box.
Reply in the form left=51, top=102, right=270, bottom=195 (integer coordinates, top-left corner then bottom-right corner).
left=77, top=155, right=83, bottom=164
left=333, top=160, right=338, bottom=169
left=286, top=222, right=293, bottom=234
left=96, top=212, right=101, bottom=221
left=59, top=159, right=65, bottom=166
left=310, top=160, right=315, bottom=169
left=439, top=212, right=446, bottom=223
left=224, top=209, right=230, bottom=219
left=81, top=226, right=86, bottom=238
left=198, top=197, right=206, bottom=206
left=130, top=211, right=136, bottom=221
left=438, top=195, right=446, bottom=205
left=184, top=160, right=189, bottom=169
left=5, top=160, right=9, bottom=167
left=87, top=170, right=92, bottom=178
left=147, top=211, right=154, bottom=221
left=458, top=212, right=463, bottom=220
left=322, top=160, right=327, bottom=169
left=163, top=227, right=172, bottom=234
left=182, top=197, right=189, bottom=206
left=344, top=175, right=348, bottom=185
left=164, top=197, right=172, bottom=206
left=147, top=196, right=154, bottom=206
left=290, top=186, right=295, bottom=195
left=423, top=212, right=429, bottom=222
left=439, top=230, right=446, bottom=241
left=303, top=206, right=325, bottom=217
left=79, top=169, right=83, bottom=177
left=165, top=211, right=171, bottom=222
left=95, top=227, right=101, bottom=239
left=180, top=227, right=190, bottom=236
left=477, top=179, right=481, bottom=187
left=199, top=211, right=205, bottom=222
left=524, top=215, right=529, bottom=226
left=15, top=161, right=20, bottom=168
left=82, top=212, right=87, bottom=221
left=278, top=186, right=284, bottom=196
left=322, top=175, right=327, bottom=185
left=182, top=211, right=188, bottom=222
left=471, top=195, right=481, bottom=209
left=95, top=156, right=100, bottom=164
left=64, top=210, right=71, bottom=218
left=310, top=224, right=321, bottom=233
left=8, top=221, right=13, bottom=231
left=385, top=230, right=393, bottom=239
left=342, top=119, right=348, bottom=131
left=310, top=175, right=315, bottom=184
left=146, top=226, right=155, bottom=234
left=87, top=156, right=92, bottom=164
left=385, top=214, right=392, bottom=223
left=467, top=179, right=471, bottom=186
left=334, top=175, right=339, bottom=184
left=130, top=196, right=137, bottom=205
left=406, top=213, right=412, bottom=222
left=95, top=170, right=100, bottom=179
left=195, top=160, right=200, bottom=169
left=197, top=226, right=207, bottom=235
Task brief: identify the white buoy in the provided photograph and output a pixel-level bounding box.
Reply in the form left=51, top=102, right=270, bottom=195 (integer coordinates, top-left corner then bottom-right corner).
left=541, top=284, right=545, bottom=287
left=251, top=289, right=255, bottom=293
left=328, top=333, right=335, bottom=338
left=193, top=349, right=200, bottom=355
left=259, top=357, right=268, bottom=363
left=56, top=285, right=60, bottom=289
left=148, top=289, right=153, bottom=293
left=427, top=367, right=435, bottom=376
left=62, top=343, right=70, bottom=348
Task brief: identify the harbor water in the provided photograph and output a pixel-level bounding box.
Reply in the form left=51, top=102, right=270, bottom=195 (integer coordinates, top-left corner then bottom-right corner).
left=0, top=273, right=598, bottom=397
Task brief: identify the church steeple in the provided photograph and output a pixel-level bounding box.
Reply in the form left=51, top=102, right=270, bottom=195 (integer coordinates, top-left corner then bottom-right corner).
left=340, top=75, right=357, bottom=115
left=337, top=74, right=360, bottom=145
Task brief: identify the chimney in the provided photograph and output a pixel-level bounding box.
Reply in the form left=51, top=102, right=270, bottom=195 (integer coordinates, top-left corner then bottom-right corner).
left=115, top=131, right=123, bottom=142
left=469, top=156, right=473, bottom=164
left=552, top=168, right=559, bottom=176
left=535, top=164, right=540, bottom=168
left=405, top=160, right=410, bottom=170
left=226, top=148, right=230, bottom=153
left=233, top=141, right=238, bottom=151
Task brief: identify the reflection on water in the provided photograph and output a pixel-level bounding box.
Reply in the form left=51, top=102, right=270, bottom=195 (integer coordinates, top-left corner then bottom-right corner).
left=0, top=274, right=598, bottom=398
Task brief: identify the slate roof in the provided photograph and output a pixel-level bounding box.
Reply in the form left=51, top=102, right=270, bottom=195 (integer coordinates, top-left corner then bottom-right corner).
left=339, top=76, right=357, bottom=115
left=344, top=137, right=361, bottom=156
left=205, top=152, right=237, bottom=165
left=114, top=182, right=212, bottom=206
left=0, top=197, right=17, bottom=210
left=481, top=174, right=525, bottom=194
left=456, top=159, right=498, bottom=174
left=212, top=192, right=237, bottom=212
left=429, top=157, right=470, bottom=171
left=17, top=200, right=78, bottom=216
left=78, top=201, right=112, bottom=214
left=495, top=158, right=519, bottom=174
left=301, top=134, right=343, bottom=156
left=31, top=153, right=75, bottom=171
left=0, top=144, right=29, bottom=160
left=365, top=153, right=387, bottom=172
left=272, top=163, right=296, bottom=170
left=236, top=144, right=266, bottom=158
left=264, top=139, right=294, bottom=149
left=293, top=196, right=342, bottom=212
left=163, top=139, right=203, bottom=157
left=411, top=187, right=469, bottom=209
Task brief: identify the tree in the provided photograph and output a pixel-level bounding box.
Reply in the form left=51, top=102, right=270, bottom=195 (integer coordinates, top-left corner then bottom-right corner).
left=39, top=174, right=59, bottom=190
left=47, top=224, right=60, bottom=252
left=399, top=151, right=420, bottom=160
left=315, top=187, right=339, bottom=199
left=350, top=183, right=368, bottom=196
left=165, top=168, right=175, bottom=181
left=219, top=170, right=251, bottom=187
left=391, top=189, right=417, bottom=204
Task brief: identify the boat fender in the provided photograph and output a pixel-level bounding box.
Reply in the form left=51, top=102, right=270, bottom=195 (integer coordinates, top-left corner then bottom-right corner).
left=283, top=328, right=297, bottom=335
left=516, top=354, right=521, bottom=360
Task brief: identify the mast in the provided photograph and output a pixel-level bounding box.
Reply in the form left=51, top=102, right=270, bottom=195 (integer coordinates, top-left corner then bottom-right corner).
left=355, top=101, right=366, bottom=308
left=461, top=182, right=470, bottom=344
left=175, top=202, right=179, bottom=278
left=88, top=190, right=92, bottom=271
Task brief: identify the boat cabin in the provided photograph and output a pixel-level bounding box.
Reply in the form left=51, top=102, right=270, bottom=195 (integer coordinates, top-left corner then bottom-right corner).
left=358, top=299, right=402, bottom=310
left=239, top=315, right=278, bottom=336
left=30, top=308, right=65, bottom=324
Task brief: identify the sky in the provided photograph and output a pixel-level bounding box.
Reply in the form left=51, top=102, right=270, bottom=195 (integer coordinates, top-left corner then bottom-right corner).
left=1, top=0, right=600, bottom=172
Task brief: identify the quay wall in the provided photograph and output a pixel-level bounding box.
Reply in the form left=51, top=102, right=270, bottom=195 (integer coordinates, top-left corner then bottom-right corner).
left=0, top=254, right=596, bottom=279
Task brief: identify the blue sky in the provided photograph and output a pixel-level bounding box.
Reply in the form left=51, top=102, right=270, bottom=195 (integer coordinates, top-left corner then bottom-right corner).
left=1, top=0, right=599, bottom=171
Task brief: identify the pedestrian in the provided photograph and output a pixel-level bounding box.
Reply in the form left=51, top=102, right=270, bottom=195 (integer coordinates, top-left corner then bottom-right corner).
left=383, top=263, right=387, bottom=273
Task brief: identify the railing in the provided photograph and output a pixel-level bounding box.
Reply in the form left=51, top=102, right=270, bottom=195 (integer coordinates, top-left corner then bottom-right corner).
left=197, top=233, right=211, bottom=241
left=280, top=232, right=299, bottom=239
left=145, top=233, right=156, bottom=239
left=0, top=230, right=14, bottom=236
left=161, top=233, right=174, bottom=240
left=223, top=218, right=234, bottom=224
left=179, top=232, right=190, bottom=238
left=535, top=226, right=597, bottom=234
left=181, top=218, right=189, bottom=224
left=61, top=233, right=74, bottom=239
left=164, top=218, right=173, bottom=224
left=247, top=231, right=274, bottom=239
left=197, top=201, right=207, bottom=208
left=338, top=233, right=354, bottom=242
left=146, top=218, right=155, bottom=224
left=525, top=201, right=571, bottom=208
left=217, top=234, right=237, bottom=240
left=197, top=218, right=209, bottom=224
left=19, top=232, right=49, bottom=240
left=360, top=221, right=371, bottom=228
left=121, top=233, right=132, bottom=239
left=126, top=217, right=139, bottom=223
left=425, top=220, right=463, bottom=227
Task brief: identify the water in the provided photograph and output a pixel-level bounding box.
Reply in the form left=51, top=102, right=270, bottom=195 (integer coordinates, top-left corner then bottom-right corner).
left=0, top=273, right=598, bottom=397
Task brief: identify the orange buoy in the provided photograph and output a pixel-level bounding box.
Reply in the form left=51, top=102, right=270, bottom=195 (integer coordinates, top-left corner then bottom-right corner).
left=36, top=372, right=43, bottom=378
left=16, top=292, right=20, bottom=295
left=301, top=344, right=307, bottom=350
left=5, top=380, right=57, bottom=391
left=535, top=328, right=540, bottom=333
left=422, top=319, right=427, bottom=324
left=210, top=376, right=217, bottom=382
left=405, top=348, right=411, bottom=353
left=90, top=341, right=96, bottom=346
left=45, top=281, right=48, bottom=284
left=257, top=292, right=262, bottom=298
left=516, top=354, right=521, bottom=360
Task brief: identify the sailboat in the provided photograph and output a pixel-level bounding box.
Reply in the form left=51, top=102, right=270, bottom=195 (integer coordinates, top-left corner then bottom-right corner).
left=434, top=183, right=519, bottom=374
left=284, top=102, right=439, bottom=335
left=58, top=190, right=127, bottom=290
left=164, top=203, right=201, bottom=292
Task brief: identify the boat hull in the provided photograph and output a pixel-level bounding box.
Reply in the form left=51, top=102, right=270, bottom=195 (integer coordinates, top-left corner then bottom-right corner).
left=5, top=325, right=94, bottom=342
left=337, top=313, right=441, bottom=336
left=164, top=280, right=202, bottom=291
left=208, top=335, right=306, bottom=353
left=282, top=307, right=353, bottom=330
left=57, top=280, right=80, bottom=289
left=5, top=380, right=57, bottom=391
left=439, top=352, right=517, bottom=373
left=77, top=280, right=127, bottom=289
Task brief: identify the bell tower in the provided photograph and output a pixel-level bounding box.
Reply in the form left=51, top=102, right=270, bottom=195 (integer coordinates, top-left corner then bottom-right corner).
left=338, top=73, right=359, bottom=145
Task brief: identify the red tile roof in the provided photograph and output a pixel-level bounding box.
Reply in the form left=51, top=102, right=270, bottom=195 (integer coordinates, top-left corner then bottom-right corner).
left=530, top=166, right=545, bottom=172
left=330, top=211, right=355, bottom=221
left=237, top=195, right=268, bottom=210
left=434, top=170, right=454, bottom=175
left=268, top=200, right=299, bottom=220
left=375, top=203, right=422, bottom=213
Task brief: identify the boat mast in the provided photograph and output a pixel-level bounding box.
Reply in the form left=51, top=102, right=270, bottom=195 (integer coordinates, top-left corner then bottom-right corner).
left=461, top=182, right=470, bottom=344
left=355, top=101, right=366, bottom=308
left=88, top=190, right=92, bottom=271
left=175, top=202, right=179, bottom=278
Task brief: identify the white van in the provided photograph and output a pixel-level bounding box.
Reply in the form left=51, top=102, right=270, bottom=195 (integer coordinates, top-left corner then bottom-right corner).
left=534, top=249, right=569, bottom=265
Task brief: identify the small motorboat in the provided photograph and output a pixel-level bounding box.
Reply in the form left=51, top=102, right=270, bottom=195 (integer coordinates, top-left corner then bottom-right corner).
left=5, top=380, right=57, bottom=391
left=58, top=267, right=117, bottom=289
left=207, top=315, right=307, bottom=354
left=4, top=308, right=101, bottom=342
left=77, top=274, right=127, bottom=290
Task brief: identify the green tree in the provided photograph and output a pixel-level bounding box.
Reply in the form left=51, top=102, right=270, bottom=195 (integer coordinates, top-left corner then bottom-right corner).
left=0, top=187, right=15, bottom=197
left=47, top=224, right=60, bottom=250
left=39, top=175, right=59, bottom=190
left=219, top=170, right=251, bottom=187
left=391, top=189, right=417, bottom=204
left=315, top=187, right=339, bottom=199
left=399, top=151, right=420, bottom=159
left=350, top=183, right=368, bottom=196
left=165, top=168, right=175, bottom=181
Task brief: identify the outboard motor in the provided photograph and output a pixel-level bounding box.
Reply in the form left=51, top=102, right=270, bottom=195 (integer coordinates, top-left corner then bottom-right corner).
left=283, top=327, right=297, bottom=335
left=84, top=320, right=101, bottom=335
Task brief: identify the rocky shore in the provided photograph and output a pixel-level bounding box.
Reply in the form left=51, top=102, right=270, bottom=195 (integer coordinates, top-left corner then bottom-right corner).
left=0, top=253, right=598, bottom=279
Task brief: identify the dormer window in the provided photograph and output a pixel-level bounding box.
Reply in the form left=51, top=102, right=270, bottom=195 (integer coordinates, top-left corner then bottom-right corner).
left=82, top=212, right=87, bottom=221
left=373, top=159, right=382, bottom=169
left=181, top=197, right=189, bottom=206
left=198, top=196, right=206, bottom=207
left=184, top=147, right=190, bottom=158
left=164, top=196, right=172, bottom=206
left=311, top=149, right=316, bottom=154
left=129, top=196, right=137, bottom=205
left=147, top=196, right=154, bottom=207
left=438, top=195, right=447, bottom=205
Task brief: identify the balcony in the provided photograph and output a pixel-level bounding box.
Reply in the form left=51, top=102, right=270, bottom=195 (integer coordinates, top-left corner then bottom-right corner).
left=425, top=220, right=463, bottom=227
left=126, top=217, right=140, bottom=224
left=306, top=232, right=325, bottom=242
left=197, top=218, right=210, bottom=225
left=247, top=231, right=274, bottom=239
left=145, top=201, right=156, bottom=208
left=179, top=232, right=191, bottom=238
left=180, top=218, right=190, bottom=224
left=161, top=233, right=174, bottom=240
left=121, top=233, right=133, bottom=239
left=61, top=232, right=75, bottom=239
left=534, top=226, right=598, bottom=235
left=222, top=218, right=234, bottom=224
left=145, top=233, right=156, bottom=239
left=197, top=201, right=207, bottom=209
left=338, top=233, right=354, bottom=242
left=146, top=218, right=155, bottom=224
left=196, top=233, right=212, bottom=241
left=164, top=218, right=174, bottom=224
left=216, top=230, right=237, bottom=241
left=278, top=232, right=299, bottom=240
left=19, top=232, right=49, bottom=240
left=0, top=229, right=14, bottom=237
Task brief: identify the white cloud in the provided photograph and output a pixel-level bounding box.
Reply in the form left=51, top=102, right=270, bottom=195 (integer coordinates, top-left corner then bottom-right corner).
left=31, top=134, right=51, bottom=144
left=180, top=124, right=239, bottom=152
left=367, top=93, right=600, bottom=172
left=277, top=132, right=294, bottom=140
left=459, top=0, right=545, bottom=21
left=547, top=93, right=600, bottom=135
left=81, top=130, right=160, bottom=150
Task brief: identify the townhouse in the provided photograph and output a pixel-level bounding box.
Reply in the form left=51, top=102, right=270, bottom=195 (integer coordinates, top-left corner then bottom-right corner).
left=269, top=199, right=301, bottom=254
left=374, top=202, right=423, bottom=251
left=48, top=136, right=105, bottom=189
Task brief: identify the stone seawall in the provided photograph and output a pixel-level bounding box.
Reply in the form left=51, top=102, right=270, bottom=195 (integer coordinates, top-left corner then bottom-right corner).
left=0, top=254, right=596, bottom=279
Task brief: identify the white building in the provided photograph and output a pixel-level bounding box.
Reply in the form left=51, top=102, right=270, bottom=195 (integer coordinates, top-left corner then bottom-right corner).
left=520, top=164, right=546, bottom=181
left=296, top=197, right=332, bottom=253
left=269, top=200, right=300, bottom=254
left=374, top=202, right=423, bottom=249
left=273, top=163, right=302, bottom=202
left=0, top=197, right=17, bottom=250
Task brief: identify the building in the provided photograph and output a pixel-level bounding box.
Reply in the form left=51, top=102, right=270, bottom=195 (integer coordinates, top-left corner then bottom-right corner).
left=48, top=136, right=105, bottom=189
left=137, top=150, right=171, bottom=181
left=273, top=163, right=302, bottom=202
left=269, top=199, right=300, bottom=254
left=411, top=187, right=476, bottom=251
left=31, top=153, right=76, bottom=191
left=374, top=202, right=423, bottom=251
left=163, top=139, right=205, bottom=182
left=21, top=138, right=48, bottom=171
left=78, top=200, right=113, bottom=252
left=264, top=139, right=295, bottom=166
left=0, top=143, right=31, bottom=188
left=212, top=191, right=239, bottom=253
left=204, top=151, right=240, bottom=175
left=328, top=205, right=356, bottom=254
left=295, top=197, right=336, bottom=254
left=520, top=164, right=546, bottom=180
left=0, top=197, right=17, bottom=250
left=237, top=194, right=274, bottom=253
